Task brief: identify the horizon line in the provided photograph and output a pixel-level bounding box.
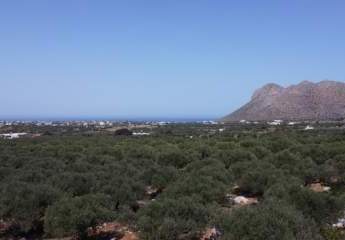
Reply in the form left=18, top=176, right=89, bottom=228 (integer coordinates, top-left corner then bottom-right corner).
left=0, top=115, right=219, bottom=121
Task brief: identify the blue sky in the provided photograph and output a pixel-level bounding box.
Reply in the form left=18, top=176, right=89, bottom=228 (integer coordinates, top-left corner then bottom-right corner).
left=1, top=0, right=345, bottom=119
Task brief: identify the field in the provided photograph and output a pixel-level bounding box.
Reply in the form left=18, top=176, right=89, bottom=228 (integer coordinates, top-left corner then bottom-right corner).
left=1, top=122, right=345, bottom=240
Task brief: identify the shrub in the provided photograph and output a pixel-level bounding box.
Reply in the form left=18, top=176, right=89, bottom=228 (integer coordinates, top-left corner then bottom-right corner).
left=44, top=194, right=114, bottom=238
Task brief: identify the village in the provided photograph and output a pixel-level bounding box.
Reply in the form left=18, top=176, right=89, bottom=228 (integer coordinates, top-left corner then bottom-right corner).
left=1, top=118, right=345, bottom=141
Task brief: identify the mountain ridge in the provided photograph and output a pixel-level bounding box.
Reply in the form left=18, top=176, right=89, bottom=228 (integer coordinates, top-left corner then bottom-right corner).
left=222, top=80, right=345, bottom=122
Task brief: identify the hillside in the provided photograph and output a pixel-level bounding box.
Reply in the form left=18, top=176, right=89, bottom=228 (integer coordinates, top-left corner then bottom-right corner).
left=222, top=80, right=345, bottom=122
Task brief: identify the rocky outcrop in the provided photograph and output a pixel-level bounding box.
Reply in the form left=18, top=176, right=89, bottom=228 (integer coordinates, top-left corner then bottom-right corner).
left=222, top=80, right=345, bottom=121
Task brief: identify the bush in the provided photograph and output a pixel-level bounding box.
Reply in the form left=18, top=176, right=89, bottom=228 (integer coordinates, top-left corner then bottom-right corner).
left=44, top=194, right=114, bottom=238
left=230, top=160, right=281, bottom=195
left=217, top=201, right=323, bottom=240
left=0, top=182, right=60, bottom=232
left=265, top=181, right=345, bottom=224
left=138, top=196, right=209, bottom=240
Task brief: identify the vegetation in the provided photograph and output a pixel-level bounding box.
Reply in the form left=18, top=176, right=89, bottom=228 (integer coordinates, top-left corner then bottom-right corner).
left=1, top=124, right=345, bottom=239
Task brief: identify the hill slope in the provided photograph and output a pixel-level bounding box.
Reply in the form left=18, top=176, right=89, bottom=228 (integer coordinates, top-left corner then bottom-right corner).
left=222, top=80, right=345, bottom=122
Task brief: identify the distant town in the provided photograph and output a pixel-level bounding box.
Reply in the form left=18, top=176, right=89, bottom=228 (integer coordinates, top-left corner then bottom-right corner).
left=1, top=118, right=345, bottom=140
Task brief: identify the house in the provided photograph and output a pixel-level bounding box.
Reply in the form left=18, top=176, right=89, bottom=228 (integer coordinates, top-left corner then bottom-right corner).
left=305, top=125, right=314, bottom=130
left=132, top=132, right=151, bottom=136
left=0, top=133, right=27, bottom=139
left=268, top=120, right=283, bottom=126
left=240, top=120, right=250, bottom=124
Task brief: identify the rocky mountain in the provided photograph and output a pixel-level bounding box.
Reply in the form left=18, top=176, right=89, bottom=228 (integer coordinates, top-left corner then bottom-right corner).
left=222, top=80, right=345, bottom=122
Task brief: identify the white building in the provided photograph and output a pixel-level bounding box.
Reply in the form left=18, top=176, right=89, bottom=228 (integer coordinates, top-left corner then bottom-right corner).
left=268, top=120, right=283, bottom=126
left=133, top=132, right=151, bottom=136
left=0, top=133, right=27, bottom=139
left=305, top=125, right=314, bottom=130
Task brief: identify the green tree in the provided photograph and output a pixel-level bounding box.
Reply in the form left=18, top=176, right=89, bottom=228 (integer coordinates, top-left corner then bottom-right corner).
left=44, top=194, right=114, bottom=238
left=138, top=196, right=209, bottom=240
left=0, top=182, right=60, bottom=232
left=218, top=201, right=323, bottom=240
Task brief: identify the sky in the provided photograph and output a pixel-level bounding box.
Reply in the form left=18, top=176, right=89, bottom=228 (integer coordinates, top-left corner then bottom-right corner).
left=1, top=0, right=345, bottom=120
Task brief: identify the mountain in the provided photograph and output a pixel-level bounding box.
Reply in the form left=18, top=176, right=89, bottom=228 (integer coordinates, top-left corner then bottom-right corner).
left=222, top=80, right=345, bottom=122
